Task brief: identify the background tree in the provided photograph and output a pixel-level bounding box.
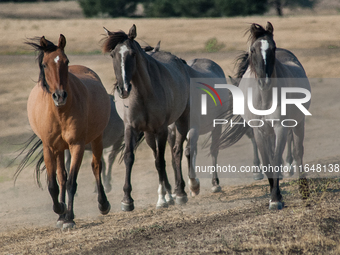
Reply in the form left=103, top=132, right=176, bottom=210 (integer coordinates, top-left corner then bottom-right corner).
left=78, top=0, right=140, bottom=18
left=269, top=0, right=318, bottom=16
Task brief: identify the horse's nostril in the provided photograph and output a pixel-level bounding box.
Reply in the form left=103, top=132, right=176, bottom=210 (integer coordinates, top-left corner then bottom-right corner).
left=62, top=91, right=68, bottom=99
left=52, top=92, right=58, bottom=100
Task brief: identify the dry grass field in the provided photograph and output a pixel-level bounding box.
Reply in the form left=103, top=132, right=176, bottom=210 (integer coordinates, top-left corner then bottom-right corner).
left=1, top=1, right=340, bottom=254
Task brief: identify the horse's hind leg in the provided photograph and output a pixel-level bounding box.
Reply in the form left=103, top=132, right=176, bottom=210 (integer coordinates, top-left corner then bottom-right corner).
left=104, top=137, right=123, bottom=193
left=43, top=147, right=67, bottom=225
left=282, top=129, right=294, bottom=178
left=293, top=121, right=309, bottom=199
left=185, top=128, right=200, bottom=197
left=91, top=135, right=111, bottom=215
left=210, top=124, right=222, bottom=193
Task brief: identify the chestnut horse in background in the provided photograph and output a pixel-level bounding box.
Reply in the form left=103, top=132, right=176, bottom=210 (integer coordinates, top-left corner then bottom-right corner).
left=22, top=34, right=111, bottom=229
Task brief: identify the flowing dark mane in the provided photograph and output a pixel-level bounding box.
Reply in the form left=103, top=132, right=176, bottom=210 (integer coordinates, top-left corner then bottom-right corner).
left=235, top=51, right=250, bottom=80
left=25, top=37, right=58, bottom=93
left=102, top=30, right=129, bottom=53
left=246, top=23, right=273, bottom=45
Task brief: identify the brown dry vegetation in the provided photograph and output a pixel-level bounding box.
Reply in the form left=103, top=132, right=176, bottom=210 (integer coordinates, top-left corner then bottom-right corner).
left=1, top=2, right=340, bottom=255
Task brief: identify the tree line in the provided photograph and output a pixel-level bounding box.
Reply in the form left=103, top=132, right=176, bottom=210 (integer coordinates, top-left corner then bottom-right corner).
left=2, top=0, right=317, bottom=17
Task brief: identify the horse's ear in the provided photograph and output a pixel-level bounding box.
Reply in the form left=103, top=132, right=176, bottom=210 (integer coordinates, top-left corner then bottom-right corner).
left=128, top=24, right=137, bottom=40
left=58, top=34, right=66, bottom=50
left=40, top=36, right=49, bottom=48
left=266, top=22, right=274, bottom=35
left=154, top=40, right=161, bottom=52
left=103, top=27, right=112, bottom=36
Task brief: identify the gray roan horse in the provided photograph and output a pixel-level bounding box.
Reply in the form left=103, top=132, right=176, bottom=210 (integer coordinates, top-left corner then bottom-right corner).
left=232, top=22, right=311, bottom=209
left=145, top=42, right=239, bottom=194
left=65, top=95, right=124, bottom=193
left=102, top=25, right=191, bottom=211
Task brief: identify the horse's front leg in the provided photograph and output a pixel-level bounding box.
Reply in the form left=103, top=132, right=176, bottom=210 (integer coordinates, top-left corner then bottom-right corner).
left=172, top=111, right=189, bottom=205
left=56, top=151, right=67, bottom=228
left=253, top=129, right=279, bottom=209
left=63, top=143, right=85, bottom=229
left=43, top=146, right=67, bottom=224
left=121, top=126, right=139, bottom=211
left=246, top=128, right=263, bottom=180
left=268, top=127, right=289, bottom=210
left=91, top=135, right=111, bottom=215
left=146, top=130, right=174, bottom=208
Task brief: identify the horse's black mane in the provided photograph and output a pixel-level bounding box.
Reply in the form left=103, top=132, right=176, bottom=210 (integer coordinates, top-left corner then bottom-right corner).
left=25, top=37, right=58, bottom=93
left=102, top=31, right=129, bottom=53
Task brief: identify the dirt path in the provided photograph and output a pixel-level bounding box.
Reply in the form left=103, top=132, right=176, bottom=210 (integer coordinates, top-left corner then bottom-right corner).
left=0, top=46, right=340, bottom=254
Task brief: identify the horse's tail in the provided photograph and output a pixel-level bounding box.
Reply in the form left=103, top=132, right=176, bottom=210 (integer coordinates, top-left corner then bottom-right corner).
left=13, top=134, right=44, bottom=189
left=216, top=115, right=250, bottom=150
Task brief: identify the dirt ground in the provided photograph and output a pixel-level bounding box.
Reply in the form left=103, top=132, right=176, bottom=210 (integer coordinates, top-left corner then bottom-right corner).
left=1, top=4, right=340, bottom=254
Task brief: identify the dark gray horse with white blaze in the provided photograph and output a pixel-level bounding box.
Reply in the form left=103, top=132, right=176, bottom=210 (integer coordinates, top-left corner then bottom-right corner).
left=146, top=43, right=231, bottom=194
left=65, top=95, right=124, bottom=193
left=102, top=25, right=191, bottom=211
left=231, top=22, right=311, bottom=209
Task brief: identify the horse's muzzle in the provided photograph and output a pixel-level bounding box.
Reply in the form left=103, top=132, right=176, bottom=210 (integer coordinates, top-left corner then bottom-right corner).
left=258, top=77, right=271, bottom=91
left=117, top=83, right=131, bottom=99
left=52, top=90, right=68, bottom=107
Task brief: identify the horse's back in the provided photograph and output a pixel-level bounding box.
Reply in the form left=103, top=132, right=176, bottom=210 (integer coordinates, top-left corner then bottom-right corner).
left=187, top=58, right=226, bottom=79
left=276, top=48, right=307, bottom=79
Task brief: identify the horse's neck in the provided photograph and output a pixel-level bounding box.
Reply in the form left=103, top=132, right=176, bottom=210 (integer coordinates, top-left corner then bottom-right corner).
left=131, top=51, right=156, bottom=98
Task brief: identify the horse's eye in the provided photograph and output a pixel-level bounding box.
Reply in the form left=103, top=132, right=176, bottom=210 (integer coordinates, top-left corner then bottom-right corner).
left=42, top=63, right=47, bottom=68
left=250, top=47, right=255, bottom=53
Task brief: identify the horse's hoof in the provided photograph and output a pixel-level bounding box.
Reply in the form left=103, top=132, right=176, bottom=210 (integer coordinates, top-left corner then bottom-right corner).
left=156, top=201, right=169, bottom=209
left=56, top=220, right=64, bottom=229
left=99, top=201, right=111, bottom=215
left=62, top=221, right=76, bottom=230
left=104, top=184, right=112, bottom=193
left=211, top=185, right=222, bottom=193
left=188, top=178, right=200, bottom=197
left=165, top=194, right=175, bottom=205
left=268, top=200, right=284, bottom=210
left=121, top=201, right=134, bottom=211
left=282, top=165, right=294, bottom=178
left=175, top=195, right=188, bottom=205
left=253, top=173, right=264, bottom=180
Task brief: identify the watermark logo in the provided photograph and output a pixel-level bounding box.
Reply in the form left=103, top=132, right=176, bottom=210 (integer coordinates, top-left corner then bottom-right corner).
left=197, top=82, right=222, bottom=115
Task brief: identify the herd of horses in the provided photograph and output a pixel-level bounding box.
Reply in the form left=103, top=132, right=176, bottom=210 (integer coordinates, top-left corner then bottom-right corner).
left=16, top=22, right=311, bottom=229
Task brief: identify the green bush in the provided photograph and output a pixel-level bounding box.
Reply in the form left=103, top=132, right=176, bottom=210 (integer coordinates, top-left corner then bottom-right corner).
left=144, top=0, right=268, bottom=17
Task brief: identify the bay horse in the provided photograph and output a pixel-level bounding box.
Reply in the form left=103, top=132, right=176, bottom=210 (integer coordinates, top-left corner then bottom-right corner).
left=102, top=25, right=191, bottom=211
left=65, top=94, right=124, bottom=193
left=23, top=34, right=111, bottom=228
left=232, top=22, right=311, bottom=209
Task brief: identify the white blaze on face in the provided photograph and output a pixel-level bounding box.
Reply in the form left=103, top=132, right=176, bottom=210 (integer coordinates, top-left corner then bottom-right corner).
left=260, top=39, right=269, bottom=79
left=54, top=55, right=60, bottom=64
left=119, top=45, right=129, bottom=90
